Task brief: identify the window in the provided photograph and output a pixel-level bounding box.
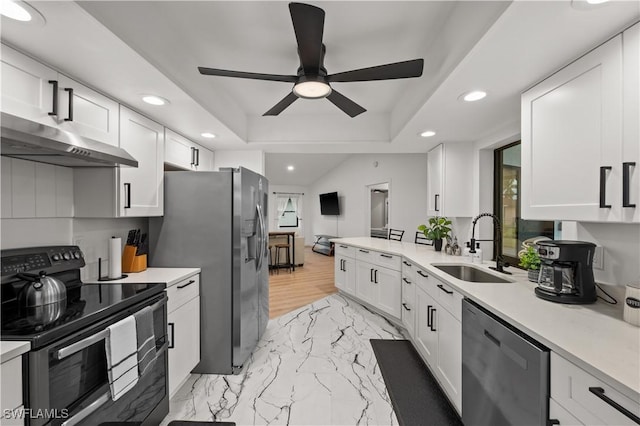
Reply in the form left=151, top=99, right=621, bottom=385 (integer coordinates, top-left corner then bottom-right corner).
left=494, top=142, right=555, bottom=267
left=276, top=195, right=301, bottom=229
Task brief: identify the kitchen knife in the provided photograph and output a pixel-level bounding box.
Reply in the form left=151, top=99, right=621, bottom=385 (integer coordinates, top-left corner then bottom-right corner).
left=126, top=229, right=136, bottom=246
left=138, top=233, right=148, bottom=255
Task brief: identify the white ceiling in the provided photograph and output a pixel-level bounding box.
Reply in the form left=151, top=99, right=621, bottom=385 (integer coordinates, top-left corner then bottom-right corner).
left=1, top=1, right=638, bottom=185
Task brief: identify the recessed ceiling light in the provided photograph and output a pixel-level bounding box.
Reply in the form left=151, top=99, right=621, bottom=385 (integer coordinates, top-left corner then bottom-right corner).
left=461, top=90, right=487, bottom=102
left=201, top=132, right=216, bottom=139
left=586, top=0, right=609, bottom=4
left=1, top=0, right=45, bottom=25
left=141, top=95, right=169, bottom=106
left=287, top=165, right=295, bottom=171
left=420, top=130, right=436, bottom=138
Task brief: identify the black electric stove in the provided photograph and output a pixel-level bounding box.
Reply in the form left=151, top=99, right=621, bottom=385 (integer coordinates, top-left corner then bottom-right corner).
left=1, top=245, right=166, bottom=349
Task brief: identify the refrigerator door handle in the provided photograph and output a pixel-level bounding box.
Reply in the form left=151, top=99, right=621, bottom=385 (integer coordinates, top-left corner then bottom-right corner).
left=256, top=203, right=266, bottom=271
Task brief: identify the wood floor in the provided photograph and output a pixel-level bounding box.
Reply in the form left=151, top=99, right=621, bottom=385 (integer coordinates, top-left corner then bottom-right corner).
left=269, top=246, right=337, bottom=318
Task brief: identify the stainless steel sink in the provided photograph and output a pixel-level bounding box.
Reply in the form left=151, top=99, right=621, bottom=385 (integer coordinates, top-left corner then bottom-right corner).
left=433, top=264, right=512, bottom=283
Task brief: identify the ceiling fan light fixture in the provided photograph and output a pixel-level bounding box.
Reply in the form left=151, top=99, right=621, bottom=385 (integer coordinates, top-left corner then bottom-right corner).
left=293, top=80, right=332, bottom=99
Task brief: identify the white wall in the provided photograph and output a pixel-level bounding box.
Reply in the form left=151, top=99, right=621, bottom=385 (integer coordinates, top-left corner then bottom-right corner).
left=214, top=150, right=265, bottom=175
left=268, top=184, right=312, bottom=244
left=309, top=154, right=428, bottom=241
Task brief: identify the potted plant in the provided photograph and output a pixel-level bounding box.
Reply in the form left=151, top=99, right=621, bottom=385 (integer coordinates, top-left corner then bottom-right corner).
left=418, top=216, right=452, bottom=252
left=519, top=245, right=541, bottom=282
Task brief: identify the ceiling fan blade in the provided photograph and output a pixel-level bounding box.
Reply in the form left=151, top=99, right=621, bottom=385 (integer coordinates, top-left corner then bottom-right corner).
left=289, top=2, right=325, bottom=73
left=263, top=92, right=299, bottom=116
left=327, top=59, right=424, bottom=83
left=198, top=67, right=297, bottom=83
left=326, top=89, right=366, bottom=118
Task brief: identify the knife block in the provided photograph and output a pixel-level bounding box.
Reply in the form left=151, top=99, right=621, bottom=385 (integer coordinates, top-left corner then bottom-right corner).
left=122, top=245, right=147, bottom=273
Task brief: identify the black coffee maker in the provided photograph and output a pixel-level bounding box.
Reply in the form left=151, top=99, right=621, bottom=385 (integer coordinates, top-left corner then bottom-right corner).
left=534, top=240, right=597, bottom=304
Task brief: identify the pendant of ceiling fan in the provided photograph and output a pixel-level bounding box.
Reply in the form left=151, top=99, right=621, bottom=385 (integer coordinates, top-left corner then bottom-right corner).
left=198, top=2, right=424, bottom=118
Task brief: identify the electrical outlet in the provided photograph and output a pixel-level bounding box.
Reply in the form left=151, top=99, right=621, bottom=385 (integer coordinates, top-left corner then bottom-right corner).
left=593, top=246, right=604, bottom=270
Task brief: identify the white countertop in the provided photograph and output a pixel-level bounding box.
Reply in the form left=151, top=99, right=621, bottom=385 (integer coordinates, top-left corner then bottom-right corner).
left=333, top=237, right=640, bottom=400
left=85, top=267, right=201, bottom=287
left=1, top=340, right=30, bottom=363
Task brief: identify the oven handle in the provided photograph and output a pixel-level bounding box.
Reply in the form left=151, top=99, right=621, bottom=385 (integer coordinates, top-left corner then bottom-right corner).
left=60, top=342, right=169, bottom=426
left=55, top=296, right=167, bottom=361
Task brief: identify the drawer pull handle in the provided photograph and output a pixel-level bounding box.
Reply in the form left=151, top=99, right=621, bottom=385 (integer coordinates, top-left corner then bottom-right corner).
left=380, top=254, right=393, bottom=259
left=403, top=261, right=411, bottom=267
left=340, top=245, right=349, bottom=248
left=48, top=80, right=58, bottom=116
left=402, top=303, right=411, bottom=311
left=588, top=387, right=640, bottom=424
left=437, top=284, right=453, bottom=295
left=599, top=166, right=612, bottom=208
left=359, top=249, right=370, bottom=253
left=417, top=270, right=429, bottom=278
left=402, top=278, right=411, bottom=284
left=177, top=279, right=196, bottom=289
left=623, top=162, right=636, bottom=208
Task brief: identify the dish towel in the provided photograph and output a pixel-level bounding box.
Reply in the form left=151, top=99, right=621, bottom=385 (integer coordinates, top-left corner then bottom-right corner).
left=133, top=306, right=157, bottom=376
left=105, top=315, right=139, bottom=401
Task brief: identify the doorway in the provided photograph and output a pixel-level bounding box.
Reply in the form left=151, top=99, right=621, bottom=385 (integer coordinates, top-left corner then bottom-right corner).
left=368, top=182, right=389, bottom=239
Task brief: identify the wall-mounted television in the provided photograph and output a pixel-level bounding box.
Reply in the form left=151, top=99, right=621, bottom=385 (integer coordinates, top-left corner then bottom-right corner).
left=319, top=192, right=340, bottom=215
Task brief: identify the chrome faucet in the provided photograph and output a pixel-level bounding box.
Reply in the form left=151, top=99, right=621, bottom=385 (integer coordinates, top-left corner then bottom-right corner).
left=469, top=213, right=511, bottom=274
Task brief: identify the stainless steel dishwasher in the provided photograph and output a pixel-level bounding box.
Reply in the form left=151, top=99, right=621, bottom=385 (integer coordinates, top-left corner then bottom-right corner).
left=462, top=299, right=550, bottom=425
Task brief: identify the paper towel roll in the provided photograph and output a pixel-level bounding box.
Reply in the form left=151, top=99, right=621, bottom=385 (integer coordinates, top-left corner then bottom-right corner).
left=109, top=236, right=122, bottom=279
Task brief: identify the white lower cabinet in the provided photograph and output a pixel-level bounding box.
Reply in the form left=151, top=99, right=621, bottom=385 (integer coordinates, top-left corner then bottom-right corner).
left=0, top=355, right=23, bottom=425
left=167, top=274, right=201, bottom=397
left=355, top=259, right=401, bottom=318
left=335, top=254, right=356, bottom=294
left=550, top=352, right=640, bottom=425
left=414, top=275, right=462, bottom=413
left=550, top=398, right=583, bottom=425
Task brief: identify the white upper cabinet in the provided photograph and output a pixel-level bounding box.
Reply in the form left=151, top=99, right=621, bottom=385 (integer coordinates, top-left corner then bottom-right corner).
left=1, top=44, right=119, bottom=147
left=522, top=24, right=639, bottom=223
left=427, top=143, right=473, bottom=218
left=1, top=44, right=57, bottom=125
left=118, top=107, right=164, bottom=216
left=165, top=128, right=215, bottom=172
left=622, top=22, right=639, bottom=223
left=74, top=107, right=164, bottom=217
left=56, top=74, right=120, bottom=147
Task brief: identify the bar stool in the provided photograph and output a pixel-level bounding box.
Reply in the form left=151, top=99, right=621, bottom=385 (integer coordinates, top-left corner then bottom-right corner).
left=268, top=242, right=275, bottom=274
left=274, top=243, right=292, bottom=274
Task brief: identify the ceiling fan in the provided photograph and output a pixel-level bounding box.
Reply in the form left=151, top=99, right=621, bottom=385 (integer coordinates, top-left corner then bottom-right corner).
left=198, top=2, right=424, bottom=118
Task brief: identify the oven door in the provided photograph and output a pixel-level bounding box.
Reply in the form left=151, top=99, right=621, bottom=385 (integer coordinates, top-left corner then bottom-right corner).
left=26, top=293, right=168, bottom=426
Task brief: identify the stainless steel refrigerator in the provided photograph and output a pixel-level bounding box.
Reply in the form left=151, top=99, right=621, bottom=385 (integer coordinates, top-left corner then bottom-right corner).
left=149, top=167, right=269, bottom=374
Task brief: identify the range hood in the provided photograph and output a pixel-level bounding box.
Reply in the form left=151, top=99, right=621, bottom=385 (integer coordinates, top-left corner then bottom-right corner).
left=1, top=112, right=138, bottom=168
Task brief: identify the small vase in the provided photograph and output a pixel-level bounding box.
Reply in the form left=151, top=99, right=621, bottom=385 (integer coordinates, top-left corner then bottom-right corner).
left=528, top=269, right=540, bottom=282
left=434, top=239, right=443, bottom=252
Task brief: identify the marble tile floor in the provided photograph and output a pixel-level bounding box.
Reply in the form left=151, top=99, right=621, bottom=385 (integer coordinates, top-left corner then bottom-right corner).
left=161, top=294, right=404, bottom=426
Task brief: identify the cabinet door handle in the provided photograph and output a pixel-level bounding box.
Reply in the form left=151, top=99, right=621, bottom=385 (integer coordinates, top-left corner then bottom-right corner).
left=124, top=183, right=131, bottom=209
left=435, top=194, right=440, bottom=212
left=177, top=279, right=196, bottom=289
left=437, top=284, right=453, bottom=295
left=547, top=420, right=560, bottom=426
left=402, top=278, right=411, bottom=284
left=195, top=148, right=200, bottom=166
left=429, top=307, right=436, bottom=331
left=402, top=303, right=411, bottom=311
left=64, top=87, right=74, bottom=121
left=588, top=387, right=640, bottom=424
left=380, top=254, right=392, bottom=259
left=623, top=162, right=636, bottom=208
left=370, top=268, right=374, bottom=282
left=426, top=305, right=431, bottom=327
left=190, top=147, right=196, bottom=166
left=359, top=249, right=369, bottom=253
left=417, top=270, right=429, bottom=278
left=374, top=269, right=378, bottom=283
left=340, top=245, right=349, bottom=249
left=599, top=166, right=612, bottom=208
left=168, top=322, right=175, bottom=349
left=48, top=80, right=58, bottom=116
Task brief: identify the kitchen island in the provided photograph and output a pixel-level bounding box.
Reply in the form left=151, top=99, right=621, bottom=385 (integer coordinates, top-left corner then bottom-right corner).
left=333, top=237, right=640, bottom=423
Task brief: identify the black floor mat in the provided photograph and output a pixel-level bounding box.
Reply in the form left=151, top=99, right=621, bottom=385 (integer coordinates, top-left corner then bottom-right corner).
left=370, top=339, right=462, bottom=426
